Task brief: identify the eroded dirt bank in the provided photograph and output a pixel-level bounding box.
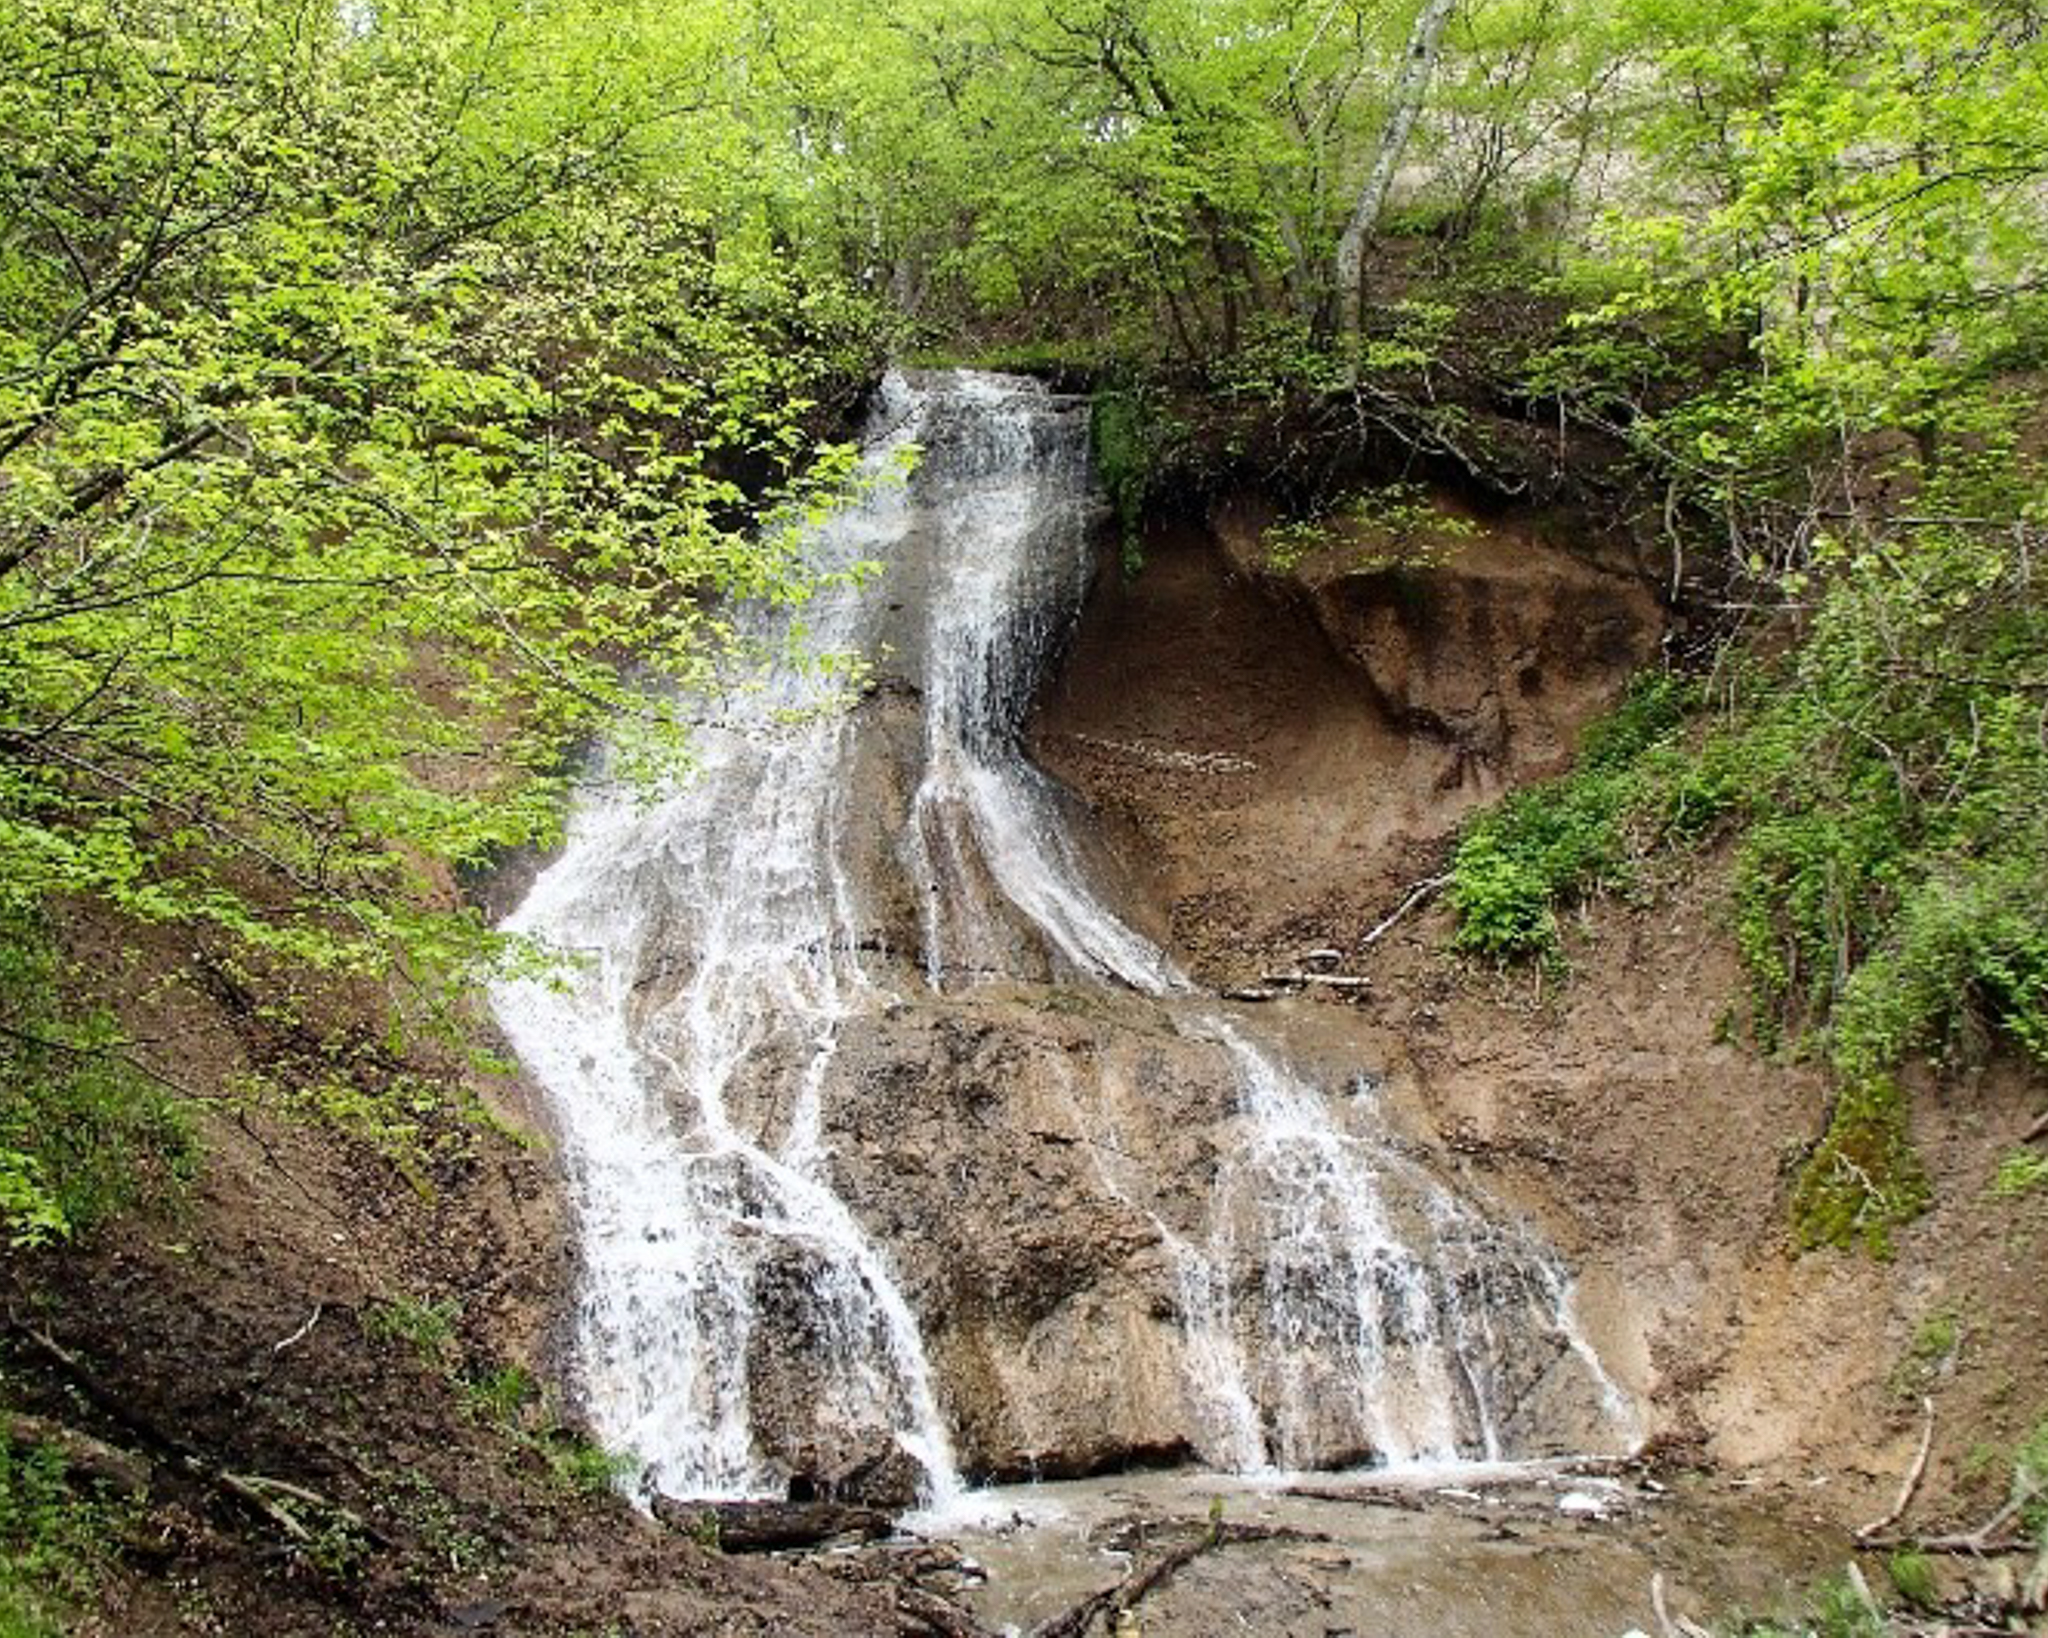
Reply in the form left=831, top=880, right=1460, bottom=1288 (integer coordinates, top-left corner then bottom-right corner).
left=1030, top=501, right=2048, bottom=1544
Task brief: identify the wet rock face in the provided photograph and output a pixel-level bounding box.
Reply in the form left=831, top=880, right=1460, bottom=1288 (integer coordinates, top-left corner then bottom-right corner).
left=702, top=976, right=1625, bottom=1484
left=807, top=995, right=1226, bottom=1481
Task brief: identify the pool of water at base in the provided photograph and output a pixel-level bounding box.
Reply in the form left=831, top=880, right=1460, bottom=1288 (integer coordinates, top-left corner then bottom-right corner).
left=903, top=1463, right=1845, bottom=1637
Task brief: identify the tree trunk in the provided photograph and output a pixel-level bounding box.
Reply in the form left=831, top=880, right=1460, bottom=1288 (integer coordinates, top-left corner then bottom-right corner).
left=1333, top=0, right=1460, bottom=348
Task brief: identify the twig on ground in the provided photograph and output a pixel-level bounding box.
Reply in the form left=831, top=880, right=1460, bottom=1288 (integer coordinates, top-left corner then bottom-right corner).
left=1359, top=873, right=1452, bottom=952
left=1857, top=1395, right=1935, bottom=1541
left=1030, top=1523, right=1312, bottom=1638
left=272, top=1305, right=323, bottom=1356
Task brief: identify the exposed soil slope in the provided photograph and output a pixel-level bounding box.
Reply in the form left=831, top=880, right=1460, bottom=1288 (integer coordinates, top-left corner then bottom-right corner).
left=1031, top=503, right=2048, bottom=1539
left=2, top=922, right=915, bottom=1637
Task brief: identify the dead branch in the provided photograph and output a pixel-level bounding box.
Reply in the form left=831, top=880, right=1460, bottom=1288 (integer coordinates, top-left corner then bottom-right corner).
left=1359, top=873, right=1452, bottom=952
left=1860, top=1468, right=2046, bottom=1555
left=1651, top=1572, right=1681, bottom=1638
left=1857, top=1395, right=1935, bottom=1541
left=1030, top=1523, right=1306, bottom=1638
left=3, top=1412, right=152, bottom=1498
left=1259, top=971, right=1373, bottom=990
left=2025, top=1109, right=2048, bottom=1144
left=1282, top=1483, right=1426, bottom=1511
left=8, top=1320, right=385, bottom=1547
left=272, top=1305, right=323, bottom=1356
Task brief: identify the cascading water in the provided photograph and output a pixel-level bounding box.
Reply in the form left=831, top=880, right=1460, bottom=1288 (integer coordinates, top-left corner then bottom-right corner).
left=490, top=380, right=965, bottom=1505
left=490, top=369, right=1634, bottom=1510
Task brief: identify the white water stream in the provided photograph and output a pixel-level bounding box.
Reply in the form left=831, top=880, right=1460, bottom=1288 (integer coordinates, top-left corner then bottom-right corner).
left=489, top=370, right=1633, bottom=1510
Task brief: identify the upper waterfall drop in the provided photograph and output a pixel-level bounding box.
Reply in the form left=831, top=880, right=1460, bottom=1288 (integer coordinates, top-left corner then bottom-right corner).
left=489, top=368, right=1636, bottom=1508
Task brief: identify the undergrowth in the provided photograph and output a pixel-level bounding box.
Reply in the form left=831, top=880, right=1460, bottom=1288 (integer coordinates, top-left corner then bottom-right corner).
left=0, top=908, right=195, bottom=1247
left=1447, top=470, right=2048, bottom=1253
left=0, top=1428, right=129, bottom=1638
left=362, top=1299, right=634, bottom=1501
left=1091, top=387, right=1189, bottom=577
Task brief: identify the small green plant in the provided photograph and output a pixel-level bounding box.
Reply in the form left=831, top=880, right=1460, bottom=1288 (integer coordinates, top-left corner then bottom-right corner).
left=1994, top=1148, right=2048, bottom=1198
left=0, top=1427, right=130, bottom=1637
left=462, top=1364, right=538, bottom=1429
left=2015, top=1415, right=2048, bottom=1544
left=1261, top=481, right=1478, bottom=574
left=1885, top=1548, right=1939, bottom=1612
left=1448, top=673, right=1698, bottom=962
left=363, top=1294, right=461, bottom=1368
left=1911, top=1311, right=1959, bottom=1368
left=1803, top=1573, right=1888, bottom=1638
left=1091, top=387, right=1188, bottom=578
left=0, top=908, right=196, bottom=1249
left=543, top=1433, right=635, bottom=1499
left=1791, top=1076, right=1930, bottom=1256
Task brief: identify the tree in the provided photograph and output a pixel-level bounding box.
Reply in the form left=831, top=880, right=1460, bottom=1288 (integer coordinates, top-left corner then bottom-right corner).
left=1332, top=0, right=1459, bottom=341
left=0, top=0, right=889, bottom=1237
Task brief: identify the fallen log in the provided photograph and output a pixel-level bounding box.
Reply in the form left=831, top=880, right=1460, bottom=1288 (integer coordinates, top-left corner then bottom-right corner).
left=1260, top=971, right=1372, bottom=991
left=1030, top=1523, right=1308, bottom=1638
left=651, top=1495, right=894, bottom=1553
left=3, top=1411, right=152, bottom=1499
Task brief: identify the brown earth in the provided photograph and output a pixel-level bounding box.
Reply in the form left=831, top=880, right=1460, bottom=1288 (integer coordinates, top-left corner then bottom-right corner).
left=2, top=919, right=920, bottom=1637
left=1030, top=501, right=2048, bottom=1543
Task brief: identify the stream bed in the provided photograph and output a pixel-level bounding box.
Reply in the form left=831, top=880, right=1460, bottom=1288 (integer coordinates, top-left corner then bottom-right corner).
left=922, top=1465, right=1842, bottom=1637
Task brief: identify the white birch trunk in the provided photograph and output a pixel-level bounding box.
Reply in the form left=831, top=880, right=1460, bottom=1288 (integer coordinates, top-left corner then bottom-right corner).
left=1333, top=0, right=1460, bottom=342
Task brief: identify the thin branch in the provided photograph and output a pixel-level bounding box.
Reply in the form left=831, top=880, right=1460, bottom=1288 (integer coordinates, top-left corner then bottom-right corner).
left=1360, top=873, right=1452, bottom=951
left=1856, top=1395, right=1935, bottom=1541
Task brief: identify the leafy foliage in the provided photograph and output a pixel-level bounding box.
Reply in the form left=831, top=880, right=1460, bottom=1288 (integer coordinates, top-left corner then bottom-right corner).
left=0, top=0, right=895, bottom=1239
left=1448, top=673, right=1698, bottom=961
left=0, top=1429, right=130, bottom=1638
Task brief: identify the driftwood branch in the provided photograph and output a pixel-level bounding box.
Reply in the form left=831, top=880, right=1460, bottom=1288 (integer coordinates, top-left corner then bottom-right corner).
left=1857, top=1395, right=1935, bottom=1541
left=1259, top=971, right=1373, bottom=991
left=1031, top=1523, right=1309, bottom=1638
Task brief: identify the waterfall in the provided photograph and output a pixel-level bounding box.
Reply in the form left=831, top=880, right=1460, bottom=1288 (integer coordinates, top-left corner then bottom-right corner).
left=489, top=369, right=1633, bottom=1507
left=489, top=379, right=966, bottom=1506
